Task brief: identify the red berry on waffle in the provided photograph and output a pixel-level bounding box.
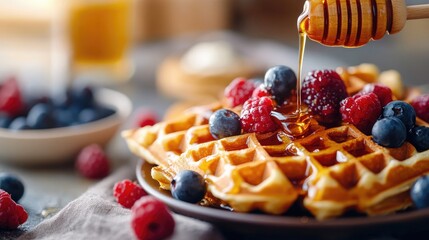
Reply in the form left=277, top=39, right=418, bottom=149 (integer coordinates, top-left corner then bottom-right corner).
left=356, top=83, right=393, bottom=107
left=251, top=84, right=271, bottom=98
left=240, top=96, right=277, bottom=133
left=411, top=94, right=429, bottom=123
left=224, top=78, right=258, bottom=107
left=302, top=70, right=348, bottom=124
left=340, top=93, right=382, bottom=134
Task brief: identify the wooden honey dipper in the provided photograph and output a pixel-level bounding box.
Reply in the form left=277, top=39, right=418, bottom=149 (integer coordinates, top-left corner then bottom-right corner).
left=299, top=0, right=429, bottom=47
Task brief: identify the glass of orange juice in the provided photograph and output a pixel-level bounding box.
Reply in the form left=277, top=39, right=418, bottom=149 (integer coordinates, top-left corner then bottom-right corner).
left=67, top=0, right=133, bottom=85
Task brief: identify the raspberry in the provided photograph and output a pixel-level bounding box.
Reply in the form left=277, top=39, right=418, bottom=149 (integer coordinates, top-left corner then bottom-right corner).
left=251, top=84, right=271, bottom=98
left=75, top=144, right=110, bottom=179
left=411, top=94, right=429, bottom=123
left=240, top=97, right=277, bottom=133
left=133, top=107, right=158, bottom=128
left=113, top=179, right=146, bottom=208
left=224, top=78, right=258, bottom=107
left=302, top=70, right=348, bottom=124
left=131, top=196, right=175, bottom=240
left=0, top=190, right=28, bottom=229
left=355, top=83, right=393, bottom=107
left=340, top=93, right=382, bottom=134
left=0, top=77, right=24, bottom=117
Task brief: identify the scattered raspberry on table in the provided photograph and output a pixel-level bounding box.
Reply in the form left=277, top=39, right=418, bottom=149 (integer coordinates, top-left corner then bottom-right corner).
left=75, top=144, right=110, bottom=179
left=113, top=179, right=146, bottom=208
left=0, top=190, right=28, bottom=230
left=131, top=196, right=175, bottom=240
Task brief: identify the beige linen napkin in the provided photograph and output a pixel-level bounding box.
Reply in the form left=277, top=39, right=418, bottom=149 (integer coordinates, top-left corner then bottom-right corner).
left=18, top=165, right=224, bottom=240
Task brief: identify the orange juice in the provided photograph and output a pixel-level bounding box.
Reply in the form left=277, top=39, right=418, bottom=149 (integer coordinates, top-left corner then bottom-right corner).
left=68, top=0, right=131, bottom=65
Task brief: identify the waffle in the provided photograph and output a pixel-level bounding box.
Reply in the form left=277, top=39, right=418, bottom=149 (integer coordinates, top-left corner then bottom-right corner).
left=123, top=99, right=429, bottom=219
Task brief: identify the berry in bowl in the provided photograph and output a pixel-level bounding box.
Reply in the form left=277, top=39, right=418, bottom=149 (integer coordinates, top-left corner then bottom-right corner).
left=0, top=78, right=132, bottom=166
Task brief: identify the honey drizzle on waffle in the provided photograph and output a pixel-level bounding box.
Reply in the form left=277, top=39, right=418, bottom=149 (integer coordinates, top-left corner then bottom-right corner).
left=270, top=0, right=312, bottom=138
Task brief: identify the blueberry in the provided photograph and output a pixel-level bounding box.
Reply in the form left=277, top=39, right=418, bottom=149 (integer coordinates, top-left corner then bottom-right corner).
left=0, top=114, right=12, bottom=128
left=24, top=95, right=52, bottom=113
left=53, top=108, right=77, bottom=127
left=171, top=170, right=206, bottom=203
left=77, top=106, right=114, bottom=124
left=9, top=117, right=30, bottom=130
left=264, top=65, right=297, bottom=104
left=0, top=173, right=24, bottom=202
left=53, top=89, right=73, bottom=109
left=408, top=126, right=429, bottom=152
left=411, top=175, right=429, bottom=209
left=371, top=117, right=407, bottom=148
left=96, top=106, right=115, bottom=119
left=78, top=108, right=100, bottom=124
left=72, top=85, right=94, bottom=108
left=382, top=101, right=416, bottom=131
left=209, top=109, right=241, bottom=139
left=27, top=103, right=55, bottom=129
left=68, top=104, right=85, bottom=116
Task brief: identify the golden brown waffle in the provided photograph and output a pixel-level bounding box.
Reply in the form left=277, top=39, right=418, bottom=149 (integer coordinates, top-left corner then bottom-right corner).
left=123, top=99, right=429, bottom=219
left=295, top=124, right=429, bottom=219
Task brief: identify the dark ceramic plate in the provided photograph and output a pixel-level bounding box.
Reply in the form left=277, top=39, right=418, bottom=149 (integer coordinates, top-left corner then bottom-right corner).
left=136, top=159, right=429, bottom=240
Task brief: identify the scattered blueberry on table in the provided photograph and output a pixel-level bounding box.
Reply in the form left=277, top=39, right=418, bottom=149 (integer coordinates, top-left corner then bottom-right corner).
left=0, top=173, right=25, bottom=202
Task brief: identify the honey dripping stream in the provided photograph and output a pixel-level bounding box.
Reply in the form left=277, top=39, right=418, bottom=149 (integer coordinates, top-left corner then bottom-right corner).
left=271, top=1, right=311, bottom=138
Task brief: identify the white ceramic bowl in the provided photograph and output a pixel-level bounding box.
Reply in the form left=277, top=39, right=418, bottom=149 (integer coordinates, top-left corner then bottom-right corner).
left=0, top=88, right=132, bottom=166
